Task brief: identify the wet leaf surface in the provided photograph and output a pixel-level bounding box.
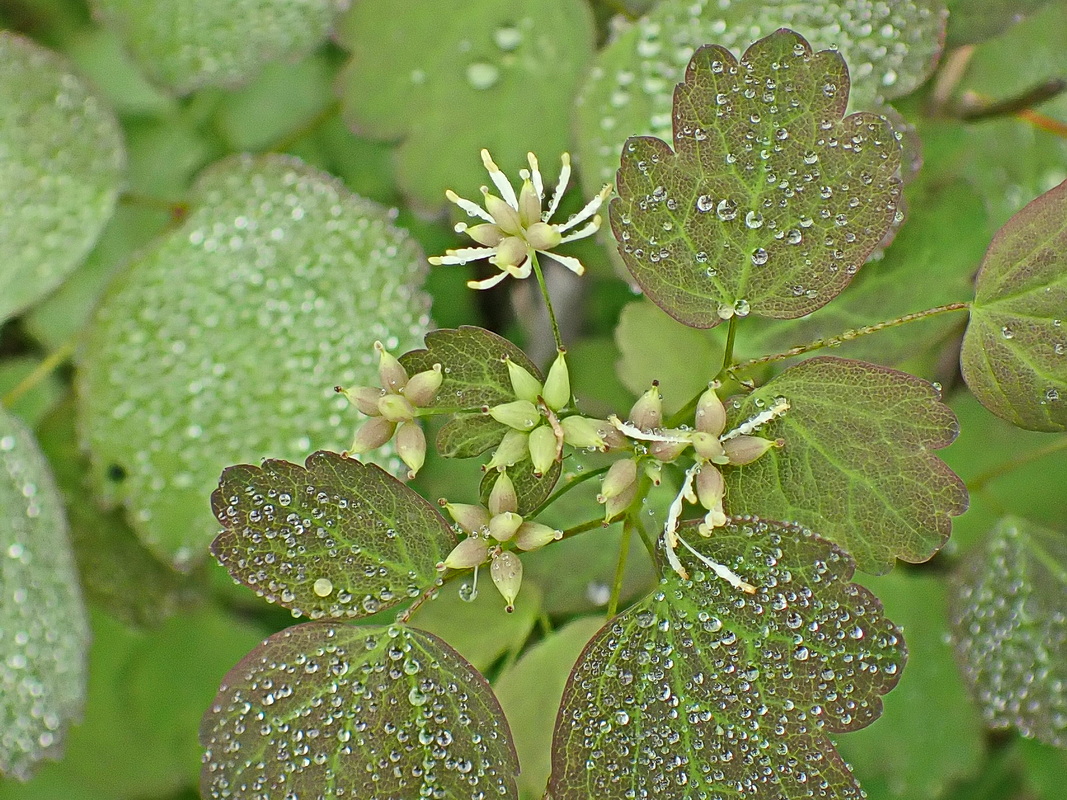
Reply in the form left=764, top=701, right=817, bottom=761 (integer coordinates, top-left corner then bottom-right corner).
left=724, top=356, right=968, bottom=574
left=611, top=30, right=903, bottom=328
left=549, top=518, right=905, bottom=799
left=201, top=622, right=519, bottom=799
left=212, top=451, right=454, bottom=621
left=961, top=178, right=1067, bottom=432
left=949, top=516, right=1067, bottom=748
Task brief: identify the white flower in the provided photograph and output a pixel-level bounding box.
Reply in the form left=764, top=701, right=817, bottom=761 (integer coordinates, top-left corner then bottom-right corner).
left=429, top=149, right=613, bottom=290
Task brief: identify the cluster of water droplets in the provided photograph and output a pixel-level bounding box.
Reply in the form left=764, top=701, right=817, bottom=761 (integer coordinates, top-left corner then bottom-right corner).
left=202, top=623, right=516, bottom=799
left=550, top=519, right=904, bottom=798
left=440, top=18, right=533, bottom=92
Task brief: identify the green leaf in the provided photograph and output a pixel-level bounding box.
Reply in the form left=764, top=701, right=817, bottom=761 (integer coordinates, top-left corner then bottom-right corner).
left=336, top=0, right=595, bottom=210
left=77, top=154, right=432, bottom=571
left=961, top=179, right=1067, bottom=432
left=480, top=456, right=560, bottom=517
left=576, top=0, right=944, bottom=194
left=548, top=518, right=905, bottom=798
left=212, top=451, right=454, bottom=620
left=945, top=0, right=1054, bottom=45
left=724, top=356, right=967, bottom=574
left=1018, top=736, right=1067, bottom=800
left=0, top=408, right=89, bottom=780
left=0, top=358, right=64, bottom=428
left=88, top=0, right=347, bottom=95
left=948, top=516, right=1067, bottom=748
left=833, top=571, right=984, bottom=797
left=0, top=31, right=124, bottom=324
left=610, top=30, right=903, bottom=328
left=201, top=622, right=520, bottom=798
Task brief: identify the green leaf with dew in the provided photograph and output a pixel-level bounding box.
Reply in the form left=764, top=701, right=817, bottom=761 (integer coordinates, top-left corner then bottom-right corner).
left=610, top=30, right=903, bottom=328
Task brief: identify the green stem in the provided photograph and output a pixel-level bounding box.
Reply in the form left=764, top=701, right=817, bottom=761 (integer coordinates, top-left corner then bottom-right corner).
left=729, top=301, right=971, bottom=376
left=529, top=462, right=612, bottom=517
left=1, top=339, right=76, bottom=409
left=607, top=516, right=633, bottom=618
left=716, top=315, right=738, bottom=381
left=530, top=252, right=564, bottom=353
left=969, top=436, right=1067, bottom=493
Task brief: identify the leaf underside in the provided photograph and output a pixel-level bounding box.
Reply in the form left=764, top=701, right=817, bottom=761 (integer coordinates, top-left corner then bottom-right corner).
left=549, top=517, right=905, bottom=799
left=610, top=30, right=903, bottom=328
left=200, top=622, right=519, bottom=799
left=211, top=450, right=454, bottom=621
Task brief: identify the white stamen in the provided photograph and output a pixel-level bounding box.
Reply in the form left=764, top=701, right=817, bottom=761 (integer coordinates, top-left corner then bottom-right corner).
left=446, top=190, right=495, bottom=223
left=720, top=398, right=790, bottom=441
left=546, top=252, right=586, bottom=276
left=527, top=152, right=544, bottom=201
left=663, top=461, right=701, bottom=579
left=481, top=149, right=519, bottom=209
left=467, top=271, right=511, bottom=290
left=544, top=153, right=571, bottom=221
left=609, top=416, right=690, bottom=443
left=430, top=246, right=498, bottom=265
left=557, top=184, right=611, bottom=233
left=677, top=535, right=756, bottom=593
left=559, top=216, right=602, bottom=244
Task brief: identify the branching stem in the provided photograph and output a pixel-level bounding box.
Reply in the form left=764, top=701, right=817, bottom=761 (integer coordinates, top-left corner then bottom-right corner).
left=969, top=436, right=1067, bottom=492
left=607, top=516, right=633, bottom=618
left=1, top=339, right=75, bottom=409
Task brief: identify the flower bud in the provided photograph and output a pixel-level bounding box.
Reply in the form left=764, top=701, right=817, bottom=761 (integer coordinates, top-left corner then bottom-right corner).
left=561, top=415, right=608, bottom=450
left=349, top=416, right=396, bottom=454
left=695, top=385, right=727, bottom=437
left=377, top=393, right=416, bottom=422
left=341, top=385, right=384, bottom=416
left=691, top=431, right=726, bottom=463
left=514, top=521, right=562, bottom=551
left=396, top=421, right=426, bottom=478
left=644, top=460, right=662, bottom=486
left=489, top=511, right=524, bottom=542
left=528, top=424, right=559, bottom=476
left=518, top=179, right=542, bottom=228
left=524, top=221, right=562, bottom=251
left=650, top=434, right=690, bottom=463
left=695, top=464, right=725, bottom=511
left=441, top=536, right=490, bottom=570
left=505, top=357, right=543, bottom=403
left=602, top=480, right=638, bottom=522
left=629, top=383, right=662, bottom=430
left=492, top=236, right=528, bottom=269
left=445, top=502, right=490, bottom=534
left=464, top=223, right=505, bottom=247
left=484, top=429, right=530, bottom=471
left=375, top=341, right=408, bottom=392
left=404, top=364, right=443, bottom=407
left=483, top=191, right=522, bottom=236
left=723, top=435, right=780, bottom=465
left=488, top=399, right=540, bottom=431
left=598, top=457, right=638, bottom=501
left=488, top=470, right=518, bottom=516
left=490, top=551, right=523, bottom=612
left=542, top=350, right=571, bottom=411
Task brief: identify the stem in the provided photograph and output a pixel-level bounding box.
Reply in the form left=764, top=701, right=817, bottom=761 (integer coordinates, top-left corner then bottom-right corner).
left=395, top=577, right=445, bottom=624
left=969, top=436, right=1067, bottom=492
left=528, top=463, right=612, bottom=517
left=730, top=302, right=971, bottom=375
left=607, top=516, right=633, bottom=618
left=267, top=99, right=342, bottom=153
left=559, top=517, right=607, bottom=541
left=530, top=252, right=564, bottom=352
left=1, top=339, right=76, bottom=409
left=716, top=315, right=738, bottom=381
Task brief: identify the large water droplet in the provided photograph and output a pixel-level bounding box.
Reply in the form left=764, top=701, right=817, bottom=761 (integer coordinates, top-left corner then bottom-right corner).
left=466, top=62, right=500, bottom=90
left=493, top=26, right=522, bottom=52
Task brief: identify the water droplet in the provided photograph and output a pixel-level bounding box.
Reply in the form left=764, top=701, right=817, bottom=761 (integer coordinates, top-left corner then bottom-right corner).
left=716, top=199, right=737, bottom=221
left=493, top=26, right=522, bottom=52
left=1001, top=326, right=1015, bottom=340
left=744, top=210, right=764, bottom=229
left=696, top=194, right=714, bottom=212
left=466, top=62, right=500, bottom=90
left=751, top=248, right=769, bottom=266
left=313, top=577, right=333, bottom=597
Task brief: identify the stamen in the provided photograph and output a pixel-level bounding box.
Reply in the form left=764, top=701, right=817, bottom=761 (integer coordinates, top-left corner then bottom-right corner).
left=663, top=462, right=701, bottom=579
left=609, top=416, right=690, bottom=443
left=544, top=153, right=572, bottom=221
left=677, top=536, right=756, bottom=593
left=559, top=216, right=602, bottom=244
left=546, top=252, right=586, bottom=276
left=527, top=152, right=544, bottom=201
left=481, top=149, right=518, bottom=209
left=446, top=190, right=495, bottom=223
left=558, top=184, right=611, bottom=233
left=720, top=397, right=790, bottom=441
left=429, top=246, right=498, bottom=265
left=467, top=271, right=511, bottom=290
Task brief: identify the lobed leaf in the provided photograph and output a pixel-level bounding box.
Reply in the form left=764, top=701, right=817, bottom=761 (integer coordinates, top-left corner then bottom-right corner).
left=0, top=409, right=89, bottom=780
left=724, top=356, right=968, bottom=573
left=0, top=32, right=124, bottom=324
left=549, top=518, right=905, bottom=799
left=201, top=622, right=519, bottom=799
left=212, top=451, right=454, bottom=620
left=961, top=179, right=1067, bottom=432
left=610, top=30, right=903, bottom=328
left=948, top=516, right=1067, bottom=748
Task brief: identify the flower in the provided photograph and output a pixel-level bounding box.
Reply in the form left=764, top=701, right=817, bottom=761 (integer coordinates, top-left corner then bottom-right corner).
left=429, top=149, right=613, bottom=290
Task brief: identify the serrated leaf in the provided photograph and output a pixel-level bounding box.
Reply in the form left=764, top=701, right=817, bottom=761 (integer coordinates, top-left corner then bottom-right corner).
left=949, top=516, right=1067, bottom=748
left=88, top=0, right=347, bottom=95
left=336, top=0, right=594, bottom=210
left=961, top=179, right=1067, bottom=432
left=0, top=408, right=89, bottom=780
left=480, top=456, right=560, bottom=517
left=212, top=451, right=454, bottom=620
left=77, top=154, right=431, bottom=571
left=201, top=622, right=519, bottom=799
left=0, top=31, right=124, bottom=324
left=576, top=0, right=944, bottom=193
left=610, top=30, right=903, bottom=328
left=724, top=356, right=967, bottom=573
left=548, top=518, right=905, bottom=798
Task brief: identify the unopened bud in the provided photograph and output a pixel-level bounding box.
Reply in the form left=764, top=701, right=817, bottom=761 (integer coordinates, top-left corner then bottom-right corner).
left=561, top=415, right=608, bottom=450
left=488, top=399, right=540, bottom=431
left=404, top=364, right=443, bottom=407
left=375, top=341, right=408, bottom=392
left=378, top=393, right=416, bottom=422
left=650, top=433, right=690, bottom=463
left=542, top=350, right=570, bottom=411
left=528, top=424, right=559, bottom=476
left=644, top=460, right=662, bottom=485
left=490, top=550, right=523, bottom=612
left=723, top=435, right=780, bottom=465
left=483, top=191, right=522, bottom=236
left=695, top=464, right=725, bottom=511
left=489, top=511, right=524, bottom=542
left=514, top=521, right=562, bottom=551
left=488, top=470, right=518, bottom=516
left=349, top=416, right=396, bottom=454
left=506, top=357, right=543, bottom=403
left=441, top=536, right=490, bottom=570
left=445, top=502, right=490, bottom=534
left=485, top=429, right=529, bottom=471
left=602, top=480, right=638, bottom=522
left=518, top=178, right=542, bottom=228
left=629, top=383, right=662, bottom=430
left=696, top=385, right=727, bottom=436
left=341, top=385, right=384, bottom=416
left=599, top=457, right=638, bottom=501
left=525, top=221, right=563, bottom=251
left=396, top=421, right=426, bottom=478
left=691, top=431, right=726, bottom=463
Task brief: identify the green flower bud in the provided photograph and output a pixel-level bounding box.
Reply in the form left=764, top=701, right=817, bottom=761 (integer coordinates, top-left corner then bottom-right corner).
left=489, top=511, right=524, bottom=542
left=441, top=536, right=490, bottom=570
left=506, top=357, right=543, bottom=403
left=488, top=470, right=518, bottom=516
left=650, top=434, right=689, bottom=463
left=377, top=393, right=416, bottom=422
left=723, top=435, right=780, bottom=465
left=518, top=178, right=542, bottom=228
left=492, top=236, right=528, bottom=269
left=404, top=363, right=443, bottom=407
left=542, top=350, right=570, bottom=411
left=514, top=521, right=562, bottom=551
left=561, top=415, right=607, bottom=450
left=528, top=424, right=559, bottom=476
left=524, top=221, right=562, bottom=251
left=598, top=457, right=638, bottom=501
left=629, top=383, right=662, bottom=430
left=695, top=385, right=727, bottom=437
left=483, top=190, right=522, bottom=235
left=484, top=429, right=530, bottom=471
left=396, top=421, right=426, bottom=479
left=444, top=502, right=491, bottom=534
left=340, top=385, right=384, bottom=416
left=602, top=480, right=638, bottom=522
left=375, top=341, right=408, bottom=393
left=691, top=431, right=726, bottom=463
left=644, top=460, right=663, bottom=486
left=488, top=399, right=540, bottom=431
left=349, top=416, right=396, bottom=454
left=464, top=223, right=505, bottom=247
left=490, top=550, right=523, bottom=612
left=695, top=464, right=725, bottom=511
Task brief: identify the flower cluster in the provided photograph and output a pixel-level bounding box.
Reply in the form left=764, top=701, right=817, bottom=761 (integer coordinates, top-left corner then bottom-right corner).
left=429, top=149, right=612, bottom=290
